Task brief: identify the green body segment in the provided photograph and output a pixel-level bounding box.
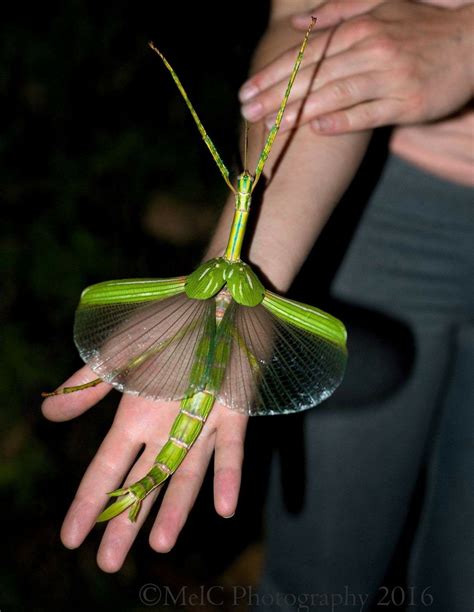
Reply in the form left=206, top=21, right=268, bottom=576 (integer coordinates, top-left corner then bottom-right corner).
left=223, top=171, right=253, bottom=262
left=224, top=209, right=249, bottom=262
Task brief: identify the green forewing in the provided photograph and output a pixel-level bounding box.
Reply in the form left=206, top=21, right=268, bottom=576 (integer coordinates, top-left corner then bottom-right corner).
left=79, top=277, right=186, bottom=306
left=225, top=262, right=265, bottom=307
left=262, top=290, right=347, bottom=348
left=186, top=258, right=265, bottom=306
left=185, top=258, right=228, bottom=300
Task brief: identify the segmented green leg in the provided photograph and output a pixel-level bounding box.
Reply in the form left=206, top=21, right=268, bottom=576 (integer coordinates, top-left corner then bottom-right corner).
left=41, top=311, right=199, bottom=398
left=233, top=327, right=261, bottom=377
left=148, top=42, right=236, bottom=194
left=41, top=378, right=104, bottom=398
left=252, top=17, right=316, bottom=190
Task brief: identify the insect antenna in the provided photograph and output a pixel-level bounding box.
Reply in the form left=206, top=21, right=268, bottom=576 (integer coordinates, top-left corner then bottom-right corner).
left=243, top=119, right=249, bottom=172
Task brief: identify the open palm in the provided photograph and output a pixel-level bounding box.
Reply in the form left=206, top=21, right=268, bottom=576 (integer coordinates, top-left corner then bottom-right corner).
left=42, top=364, right=247, bottom=573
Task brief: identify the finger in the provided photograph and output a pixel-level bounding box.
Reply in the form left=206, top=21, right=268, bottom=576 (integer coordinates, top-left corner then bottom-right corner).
left=60, top=404, right=147, bottom=552
left=293, top=0, right=386, bottom=30
left=242, top=63, right=318, bottom=123
left=96, top=444, right=165, bottom=573
left=311, top=98, right=401, bottom=133
left=243, top=46, right=381, bottom=124
left=240, top=15, right=384, bottom=109
left=239, top=27, right=345, bottom=104
left=42, top=365, right=111, bottom=422
left=213, top=412, right=247, bottom=518
left=148, top=428, right=216, bottom=553
left=266, top=71, right=386, bottom=132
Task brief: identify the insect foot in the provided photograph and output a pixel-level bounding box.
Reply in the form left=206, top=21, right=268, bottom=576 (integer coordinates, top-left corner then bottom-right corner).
left=97, top=464, right=171, bottom=523
left=96, top=488, right=143, bottom=523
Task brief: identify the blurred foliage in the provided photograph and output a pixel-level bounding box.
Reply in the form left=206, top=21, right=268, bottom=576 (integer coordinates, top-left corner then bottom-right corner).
left=1, top=2, right=270, bottom=609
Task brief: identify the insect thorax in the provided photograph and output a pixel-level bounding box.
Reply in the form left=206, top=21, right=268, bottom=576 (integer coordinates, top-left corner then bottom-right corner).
left=235, top=171, right=254, bottom=212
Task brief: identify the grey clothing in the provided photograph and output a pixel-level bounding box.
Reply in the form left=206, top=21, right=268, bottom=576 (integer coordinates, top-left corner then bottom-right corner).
left=255, top=155, right=474, bottom=612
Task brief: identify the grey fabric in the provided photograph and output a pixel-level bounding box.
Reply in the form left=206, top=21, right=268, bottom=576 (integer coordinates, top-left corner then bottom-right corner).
left=254, top=155, right=474, bottom=611
left=409, top=323, right=474, bottom=612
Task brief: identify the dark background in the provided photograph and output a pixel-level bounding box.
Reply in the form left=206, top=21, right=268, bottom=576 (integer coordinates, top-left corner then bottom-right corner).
left=1, top=2, right=272, bottom=609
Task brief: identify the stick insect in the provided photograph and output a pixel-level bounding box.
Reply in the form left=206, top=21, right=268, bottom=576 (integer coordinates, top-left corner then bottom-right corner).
left=44, top=18, right=347, bottom=522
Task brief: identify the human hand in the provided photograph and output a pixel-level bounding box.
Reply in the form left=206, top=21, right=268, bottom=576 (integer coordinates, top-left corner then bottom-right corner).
left=240, top=0, right=474, bottom=134
left=42, top=365, right=248, bottom=572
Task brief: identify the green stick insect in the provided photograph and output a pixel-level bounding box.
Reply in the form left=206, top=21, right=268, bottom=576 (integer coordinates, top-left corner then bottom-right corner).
left=44, top=18, right=347, bottom=523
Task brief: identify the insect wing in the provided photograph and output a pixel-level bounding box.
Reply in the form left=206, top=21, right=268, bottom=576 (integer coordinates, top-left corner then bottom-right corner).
left=74, top=279, right=215, bottom=401
left=217, top=293, right=347, bottom=415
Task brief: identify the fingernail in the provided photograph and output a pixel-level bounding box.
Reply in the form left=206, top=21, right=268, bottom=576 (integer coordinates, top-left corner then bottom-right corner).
left=312, top=116, right=333, bottom=132
left=292, top=13, right=312, bottom=28
left=222, top=512, right=235, bottom=519
left=266, top=111, right=295, bottom=132
left=239, top=83, right=259, bottom=102
left=241, top=100, right=263, bottom=122
left=265, top=113, right=277, bottom=129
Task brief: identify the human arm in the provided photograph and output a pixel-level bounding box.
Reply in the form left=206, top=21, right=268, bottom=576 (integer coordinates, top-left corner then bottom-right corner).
left=239, top=0, right=474, bottom=134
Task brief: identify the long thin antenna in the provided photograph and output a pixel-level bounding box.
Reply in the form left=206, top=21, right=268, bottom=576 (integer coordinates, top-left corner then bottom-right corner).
left=251, top=17, right=316, bottom=192
left=149, top=41, right=236, bottom=194
left=243, top=119, right=249, bottom=171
